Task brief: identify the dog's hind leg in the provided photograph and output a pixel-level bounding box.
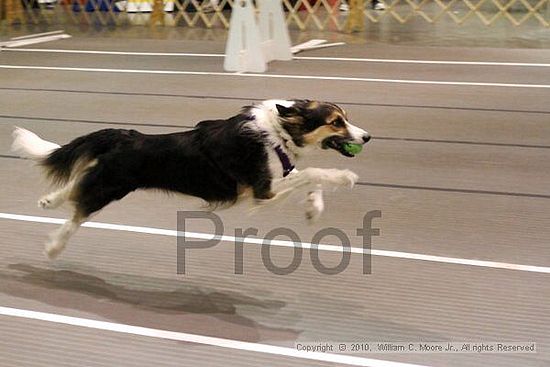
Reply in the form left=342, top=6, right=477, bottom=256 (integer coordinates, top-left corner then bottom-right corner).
left=38, top=158, right=98, bottom=210
left=43, top=160, right=132, bottom=259
left=44, top=210, right=87, bottom=259
left=38, top=181, right=75, bottom=209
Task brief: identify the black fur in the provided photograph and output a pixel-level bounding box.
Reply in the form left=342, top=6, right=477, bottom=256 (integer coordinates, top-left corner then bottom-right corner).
left=42, top=111, right=272, bottom=217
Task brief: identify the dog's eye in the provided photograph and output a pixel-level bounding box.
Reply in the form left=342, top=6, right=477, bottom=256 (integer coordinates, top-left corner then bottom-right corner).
left=330, top=118, right=344, bottom=127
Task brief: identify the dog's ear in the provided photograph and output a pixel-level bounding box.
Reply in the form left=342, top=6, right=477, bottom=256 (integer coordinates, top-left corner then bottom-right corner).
left=276, top=104, right=300, bottom=117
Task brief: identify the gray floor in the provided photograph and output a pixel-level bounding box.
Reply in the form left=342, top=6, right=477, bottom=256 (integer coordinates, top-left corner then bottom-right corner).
left=0, top=32, right=549, bottom=367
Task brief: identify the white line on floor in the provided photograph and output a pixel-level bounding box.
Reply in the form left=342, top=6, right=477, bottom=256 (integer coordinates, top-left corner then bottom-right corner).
left=1, top=212, right=549, bottom=274
left=0, top=306, right=428, bottom=367
left=6, top=48, right=550, bottom=68
left=296, top=56, right=550, bottom=67
left=0, top=65, right=548, bottom=89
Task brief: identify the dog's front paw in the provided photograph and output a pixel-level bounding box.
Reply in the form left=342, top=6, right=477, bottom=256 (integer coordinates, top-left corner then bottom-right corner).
left=337, top=170, right=359, bottom=188
left=324, top=169, right=358, bottom=188
left=302, top=168, right=359, bottom=189
left=305, top=190, right=324, bottom=223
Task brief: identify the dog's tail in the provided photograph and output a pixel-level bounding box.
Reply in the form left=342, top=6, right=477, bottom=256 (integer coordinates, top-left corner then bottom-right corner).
left=12, top=127, right=97, bottom=186
left=12, top=127, right=61, bottom=160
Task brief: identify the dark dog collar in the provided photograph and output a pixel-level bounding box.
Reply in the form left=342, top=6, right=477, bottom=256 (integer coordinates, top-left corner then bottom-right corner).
left=274, top=145, right=295, bottom=177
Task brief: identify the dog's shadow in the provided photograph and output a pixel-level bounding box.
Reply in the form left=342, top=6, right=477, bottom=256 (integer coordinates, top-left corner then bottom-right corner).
left=1, top=263, right=299, bottom=340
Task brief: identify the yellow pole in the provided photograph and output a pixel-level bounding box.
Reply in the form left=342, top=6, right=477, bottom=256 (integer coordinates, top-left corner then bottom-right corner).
left=6, top=0, right=25, bottom=24
left=345, top=0, right=365, bottom=32
left=150, top=0, right=165, bottom=25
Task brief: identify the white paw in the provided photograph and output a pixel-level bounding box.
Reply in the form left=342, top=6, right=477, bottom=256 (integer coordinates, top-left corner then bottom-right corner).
left=44, top=239, right=65, bottom=259
left=38, top=196, right=52, bottom=209
left=336, top=170, right=359, bottom=188
left=305, top=190, right=324, bottom=223
left=304, top=168, right=359, bottom=188
left=320, top=169, right=358, bottom=188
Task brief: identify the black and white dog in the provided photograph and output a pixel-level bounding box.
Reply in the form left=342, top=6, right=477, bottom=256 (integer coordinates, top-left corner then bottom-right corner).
left=12, top=99, right=370, bottom=259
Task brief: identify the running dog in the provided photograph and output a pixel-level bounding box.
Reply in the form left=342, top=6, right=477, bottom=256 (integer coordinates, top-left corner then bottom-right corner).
left=12, top=99, right=370, bottom=259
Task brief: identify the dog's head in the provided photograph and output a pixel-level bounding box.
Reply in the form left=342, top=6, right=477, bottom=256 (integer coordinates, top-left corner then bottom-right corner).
left=276, top=100, right=370, bottom=157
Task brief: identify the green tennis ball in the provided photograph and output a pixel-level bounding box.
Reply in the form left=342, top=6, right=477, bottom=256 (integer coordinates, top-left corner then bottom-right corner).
left=342, top=143, right=363, bottom=155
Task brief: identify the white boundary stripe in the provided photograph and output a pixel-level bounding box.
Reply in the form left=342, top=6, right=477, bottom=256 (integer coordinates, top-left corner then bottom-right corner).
left=1, top=212, right=549, bottom=274
left=0, top=306, right=428, bottom=367
left=0, top=64, right=549, bottom=89
left=5, top=48, right=550, bottom=68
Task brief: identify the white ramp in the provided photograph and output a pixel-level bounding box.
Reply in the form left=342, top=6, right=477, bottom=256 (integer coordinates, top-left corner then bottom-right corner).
left=258, top=0, right=292, bottom=62
left=224, top=0, right=266, bottom=73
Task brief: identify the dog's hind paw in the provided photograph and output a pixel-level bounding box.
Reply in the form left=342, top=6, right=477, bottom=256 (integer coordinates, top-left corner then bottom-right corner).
left=44, top=239, right=65, bottom=260
left=38, top=197, right=52, bottom=209
left=38, top=192, right=64, bottom=209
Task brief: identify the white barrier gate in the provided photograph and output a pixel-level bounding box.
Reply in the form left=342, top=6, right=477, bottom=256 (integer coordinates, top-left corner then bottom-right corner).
left=224, top=0, right=292, bottom=73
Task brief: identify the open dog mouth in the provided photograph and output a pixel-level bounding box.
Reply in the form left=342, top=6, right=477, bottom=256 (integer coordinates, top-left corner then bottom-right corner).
left=321, top=136, right=358, bottom=157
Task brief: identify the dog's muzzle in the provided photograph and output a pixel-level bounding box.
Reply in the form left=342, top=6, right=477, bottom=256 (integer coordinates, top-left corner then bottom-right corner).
left=321, top=134, right=370, bottom=157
